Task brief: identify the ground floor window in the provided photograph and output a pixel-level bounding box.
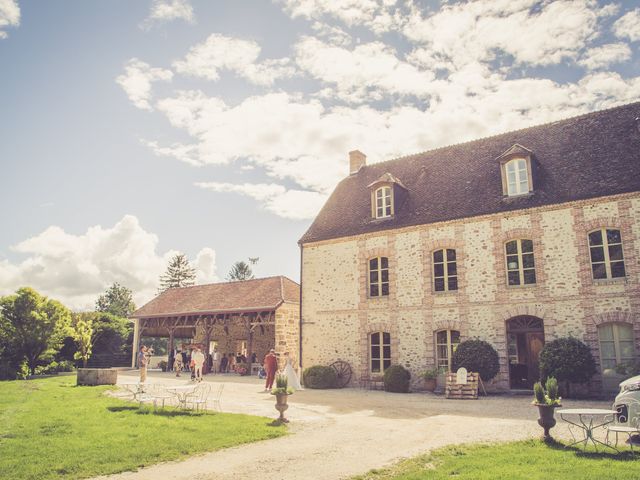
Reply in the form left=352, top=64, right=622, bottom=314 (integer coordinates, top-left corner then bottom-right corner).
left=598, top=323, right=635, bottom=371
left=370, top=332, right=391, bottom=373
left=436, top=330, right=460, bottom=371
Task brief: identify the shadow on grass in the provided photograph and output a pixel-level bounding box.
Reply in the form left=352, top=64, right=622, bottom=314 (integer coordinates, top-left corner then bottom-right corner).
left=107, top=405, right=206, bottom=417
left=544, top=437, right=638, bottom=461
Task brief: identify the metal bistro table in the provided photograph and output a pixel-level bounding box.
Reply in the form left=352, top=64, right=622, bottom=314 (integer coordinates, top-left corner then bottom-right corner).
left=557, top=408, right=618, bottom=451
left=165, top=384, right=198, bottom=409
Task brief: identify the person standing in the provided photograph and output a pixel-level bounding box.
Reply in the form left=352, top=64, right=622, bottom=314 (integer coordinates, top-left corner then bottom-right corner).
left=220, top=352, right=228, bottom=373
left=283, top=352, right=303, bottom=390
left=228, top=353, right=236, bottom=373
left=192, top=347, right=205, bottom=382
left=263, top=349, right=278, bottom=391
left=173, top=350, right=183, bottom=377
left=212, top=349, right=220, bottom=374
left=138, top=345, right=148, bottom=383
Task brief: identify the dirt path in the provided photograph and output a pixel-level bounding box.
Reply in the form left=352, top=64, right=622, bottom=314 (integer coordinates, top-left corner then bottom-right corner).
left=95, top=371, right=612, bottom=480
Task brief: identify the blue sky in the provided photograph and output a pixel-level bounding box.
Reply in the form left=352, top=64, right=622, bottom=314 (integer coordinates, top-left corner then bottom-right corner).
left=0, top=0, right=639, bottom=309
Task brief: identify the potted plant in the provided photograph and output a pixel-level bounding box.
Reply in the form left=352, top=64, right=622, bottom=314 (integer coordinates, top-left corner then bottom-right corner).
left=271, top=374, right=294, bottom=423
left=532, top=376, right=562, bottom=441
left=421, top=367, right=438, bottom=392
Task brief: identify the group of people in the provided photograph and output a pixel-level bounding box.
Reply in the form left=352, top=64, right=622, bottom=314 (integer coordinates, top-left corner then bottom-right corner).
left=262, top=350, right=302, bottom=391
left=138, top=344, right=303, bottom=390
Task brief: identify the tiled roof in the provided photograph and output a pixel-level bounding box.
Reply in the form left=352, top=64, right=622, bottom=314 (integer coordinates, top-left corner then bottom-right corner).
left=131, top=276, right=300, bottom=318
left=300, top=102, right=640, bottom=244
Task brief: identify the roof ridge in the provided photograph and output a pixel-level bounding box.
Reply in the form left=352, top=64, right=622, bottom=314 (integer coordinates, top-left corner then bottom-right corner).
left=362, top=101, right=640, bottom=170
left=163, top=275, right=288, bottom=292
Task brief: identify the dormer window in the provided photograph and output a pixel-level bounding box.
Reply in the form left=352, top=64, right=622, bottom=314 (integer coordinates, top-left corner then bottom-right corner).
left=368, top=173, right=407, bottom=220
left=497, top=144, right=534, bottom=197
left=505, top=158, right=529, bottom=195
left=375, top=187, right=392, bottom=218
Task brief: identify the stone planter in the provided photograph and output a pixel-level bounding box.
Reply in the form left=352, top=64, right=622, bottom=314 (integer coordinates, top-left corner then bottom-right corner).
left=423, top=378, right=437, bottom=392
left=535, top=403, right=561, bottom=440
left=77, top=368, right=118, bottom=386
left=274, top=393, right=290, bottom=423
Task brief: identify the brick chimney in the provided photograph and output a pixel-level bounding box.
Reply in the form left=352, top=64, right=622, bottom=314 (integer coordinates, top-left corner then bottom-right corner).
left=349, top=150, right=366, bottom=174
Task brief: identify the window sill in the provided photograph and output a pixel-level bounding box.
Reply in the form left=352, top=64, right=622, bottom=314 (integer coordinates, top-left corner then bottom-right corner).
left=432, top=290, right=460, bottom=296
left=369, top=215, right=395, bottom=223
left=592, top=277, right=627, bottom=286
left=505, top=283, right=538, bottom=289
left=367, top=295, right=390, bottom=301
left=502, top=192, right=534, bottom=202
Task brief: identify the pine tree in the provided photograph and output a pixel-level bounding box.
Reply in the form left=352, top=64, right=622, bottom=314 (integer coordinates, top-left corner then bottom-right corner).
left=227, top=261, right=254, bottom=281
left=159, top=253, right=196, bottom=292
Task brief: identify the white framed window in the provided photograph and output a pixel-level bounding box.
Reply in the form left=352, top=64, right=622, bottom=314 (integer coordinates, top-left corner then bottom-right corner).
left=505, top=158, right=529, bottom=196
left=375, top=186, right=392, bottom=218
left=370, top=332, right=391, bottom=373
left=368, top=257, right=389, bottom=297
left=433, top=249, right=458, bottom=292
left=436, top=330, right=460, bottom=371
left=598, top=323, right=635, bottom=371
left=505, top=239, right=536, bottom=286
left=588, top=228, right=626, bottom=280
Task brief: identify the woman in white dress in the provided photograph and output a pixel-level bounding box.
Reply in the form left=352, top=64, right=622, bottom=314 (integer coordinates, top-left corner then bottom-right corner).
left=282, top=352, right=303, bottom=390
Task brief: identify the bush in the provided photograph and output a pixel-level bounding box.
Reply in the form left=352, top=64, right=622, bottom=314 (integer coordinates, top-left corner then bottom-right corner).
left=539, top=337, right=596, bottom=396
left=383, top=365, right=411, bottom=393
left=452, top=339, right=500, bottom=382
left=33, top=360, right=75, bottom=376
left=303, top=365, right=337, bottom=389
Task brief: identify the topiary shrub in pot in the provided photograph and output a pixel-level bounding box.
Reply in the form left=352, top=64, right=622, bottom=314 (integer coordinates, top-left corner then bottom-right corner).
left=303, top=365, right=337, bottom=389
left=539, top=337, right=596, bottom=397
left=452, top=339, right=500, bottom=382
left=383, top=365, right=411, bottom=393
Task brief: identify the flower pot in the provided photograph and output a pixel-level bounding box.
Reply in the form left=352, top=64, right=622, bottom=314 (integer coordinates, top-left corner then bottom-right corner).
left=274, top=393, right=290, bottom=423
left=424, top=378, right=436, bottom=392
left=535, top=403, right=561, bottom=440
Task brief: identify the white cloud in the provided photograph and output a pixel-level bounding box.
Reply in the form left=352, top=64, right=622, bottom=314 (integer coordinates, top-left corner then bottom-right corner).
left=195, top=182, right=327, bottom=220
left=613, top=8, right=640, bottom=42
left=578, top=43, right=632, bottom=70
left=115, top=58, right=173, bottom=110
left=141, top=0, right=194, bottom=29
left=0, top=215, right=217, bottom=310
left=295, top=36, right=434, bottom=102
left=403, top=0, right=603, bottom=70
left=279, top=0, right=400, bottom=34
left=0, top=0, right=20, bottom=39
left=173, top=33, right=297, bottom=86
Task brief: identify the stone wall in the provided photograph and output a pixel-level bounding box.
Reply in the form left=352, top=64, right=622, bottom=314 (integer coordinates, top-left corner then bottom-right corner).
left=301, top=192, right=640, bottom=391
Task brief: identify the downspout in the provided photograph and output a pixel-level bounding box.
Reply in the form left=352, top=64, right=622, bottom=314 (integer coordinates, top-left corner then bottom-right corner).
left=298, top=243, right=303, bottom=371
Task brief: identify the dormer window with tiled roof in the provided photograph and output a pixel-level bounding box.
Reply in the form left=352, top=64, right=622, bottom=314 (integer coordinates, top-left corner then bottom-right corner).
left=368, top=173, right=407, bottom=220
left=497, top=144, right=534, bottom=197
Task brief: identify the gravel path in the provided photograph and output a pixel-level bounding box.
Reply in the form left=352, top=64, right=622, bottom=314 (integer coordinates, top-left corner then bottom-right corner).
left=95, top=371, right=613, bottom=480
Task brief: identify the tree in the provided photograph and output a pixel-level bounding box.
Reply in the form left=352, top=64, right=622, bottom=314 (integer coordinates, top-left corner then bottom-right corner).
left=0, top=287, right=71, bottom=375
left=95, top=283, right=136, bottom=317
left=71, top=312, right=96, bottom=368
left=451, top=339, right=500, bottom=382
left=91, top=312, right=132, bottom=355
left=539, top=337, right=596, bottom=397
left=158, top=253, right=196, bottom=292
left=227, top=261, right=254, bottom=281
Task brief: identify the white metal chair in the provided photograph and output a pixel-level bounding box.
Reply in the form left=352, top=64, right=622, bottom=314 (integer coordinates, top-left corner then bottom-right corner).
left=210, top=383, right=224, bottom=412
left=606, top=399, right=640, bottom=451
left=147, top=384, right=175, bottom=409
left=185, top=382, right=212, bottom=411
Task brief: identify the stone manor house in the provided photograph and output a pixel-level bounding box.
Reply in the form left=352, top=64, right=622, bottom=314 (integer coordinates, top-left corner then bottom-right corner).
left=299, top=102, right=640, bottom=393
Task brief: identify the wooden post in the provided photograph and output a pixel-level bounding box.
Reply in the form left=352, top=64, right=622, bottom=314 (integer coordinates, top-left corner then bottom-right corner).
left=246, top=314, right=254, bottom=374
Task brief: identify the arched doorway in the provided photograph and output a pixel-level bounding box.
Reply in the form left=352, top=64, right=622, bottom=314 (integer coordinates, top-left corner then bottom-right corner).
left=507, top=316, right=545, bottom=389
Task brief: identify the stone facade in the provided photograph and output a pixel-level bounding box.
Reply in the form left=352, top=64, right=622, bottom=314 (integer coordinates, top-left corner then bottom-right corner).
left=300, top=192, right=640, bottom=391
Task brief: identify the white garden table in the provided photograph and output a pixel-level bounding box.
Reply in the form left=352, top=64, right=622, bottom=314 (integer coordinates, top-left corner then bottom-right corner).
left=557, top=408, right=618, bottom=451
left=165, top=384, right=198, bottom=409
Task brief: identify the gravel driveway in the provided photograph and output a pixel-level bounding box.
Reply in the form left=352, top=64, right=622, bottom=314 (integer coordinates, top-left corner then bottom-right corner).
left=95, top=371, right=614, bottom=480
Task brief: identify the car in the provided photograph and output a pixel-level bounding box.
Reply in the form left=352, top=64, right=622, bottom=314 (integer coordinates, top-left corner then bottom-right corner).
left=613, top=374, right=640, bottom=445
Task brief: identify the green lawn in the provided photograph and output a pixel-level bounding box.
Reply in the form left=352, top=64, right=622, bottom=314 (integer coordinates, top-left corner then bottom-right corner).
left=353, top=440, right=639, bottom=480
left=0, top=376, right=285, bottom=480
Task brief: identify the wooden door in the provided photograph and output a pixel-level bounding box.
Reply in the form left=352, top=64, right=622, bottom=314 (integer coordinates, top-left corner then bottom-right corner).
left=526, top=333, right=545, bottom=388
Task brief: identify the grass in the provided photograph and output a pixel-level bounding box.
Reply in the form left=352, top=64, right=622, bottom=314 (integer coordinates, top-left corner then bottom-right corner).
left=352, top=439, right=639, bottom=480
left=0, top=376, right=286, bottom=479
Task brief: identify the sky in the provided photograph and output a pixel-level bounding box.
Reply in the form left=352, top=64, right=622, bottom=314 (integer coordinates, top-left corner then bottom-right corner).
left=0, top=0, right=639, bottom=310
